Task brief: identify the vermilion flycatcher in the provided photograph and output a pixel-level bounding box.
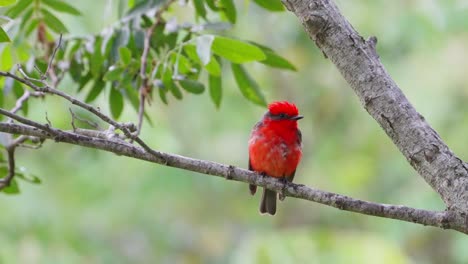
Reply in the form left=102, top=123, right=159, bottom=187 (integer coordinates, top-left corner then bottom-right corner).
left=248, top=101, right=303, bottom=215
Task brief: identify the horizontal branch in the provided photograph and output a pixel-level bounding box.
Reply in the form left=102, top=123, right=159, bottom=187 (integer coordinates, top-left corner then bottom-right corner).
left=0, top=121, right=466, bottom=234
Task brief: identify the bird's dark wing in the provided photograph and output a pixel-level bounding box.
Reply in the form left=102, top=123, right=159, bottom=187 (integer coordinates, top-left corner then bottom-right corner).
left=297, top=128, right=302, bottom=145
left=248, top=157, right=257, bottom=195
left=285, top=169, right=296, bottom=183
left=248, top=121, right=263, bottom=196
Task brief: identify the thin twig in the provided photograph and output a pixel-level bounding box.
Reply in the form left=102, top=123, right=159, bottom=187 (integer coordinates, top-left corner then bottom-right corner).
left=0, top=70, right=165, bottom=162
left=135, top=0, right=178, bottom=137
left=39, top=34, right=63, bottom=87
left=11, top=91, right=30, bottom=115
left=0, top=135, right=31, bottom=190
left=45, top=112, right=52, bottom=127
left=43, top=34, right=62, bottom=81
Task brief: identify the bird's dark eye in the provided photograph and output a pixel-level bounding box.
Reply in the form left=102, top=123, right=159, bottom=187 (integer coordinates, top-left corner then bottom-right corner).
left=279, top=113, right=287, bottom=118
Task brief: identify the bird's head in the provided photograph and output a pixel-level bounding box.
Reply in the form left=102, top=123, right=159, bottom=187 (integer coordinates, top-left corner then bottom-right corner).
left=263, top=101, right=303, bottom=127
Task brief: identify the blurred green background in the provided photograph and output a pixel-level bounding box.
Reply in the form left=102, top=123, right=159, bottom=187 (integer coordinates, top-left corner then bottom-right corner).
left=2, top=0, right=468, bottom=263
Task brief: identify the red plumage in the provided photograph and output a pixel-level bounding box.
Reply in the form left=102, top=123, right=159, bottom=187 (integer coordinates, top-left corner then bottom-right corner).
left=248, top=101, right=303, bottom=215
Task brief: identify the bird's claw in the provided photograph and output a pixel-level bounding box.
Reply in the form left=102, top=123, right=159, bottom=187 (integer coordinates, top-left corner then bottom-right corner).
left=279, top=178, right=288, bottom=201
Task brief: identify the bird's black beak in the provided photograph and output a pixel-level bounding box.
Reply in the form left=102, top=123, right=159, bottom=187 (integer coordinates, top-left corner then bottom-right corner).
left=290, top=115, right=303, bottom=120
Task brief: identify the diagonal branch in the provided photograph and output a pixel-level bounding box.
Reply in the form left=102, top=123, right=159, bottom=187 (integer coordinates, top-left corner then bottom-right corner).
left=282, top=0, right=468, bottom=214
left=0, top=70, right=166, bottom=162
left=0, top=120, right=465, bottom=234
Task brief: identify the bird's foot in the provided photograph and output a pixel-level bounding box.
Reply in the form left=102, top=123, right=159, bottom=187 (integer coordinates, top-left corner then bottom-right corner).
left=279, top=178, right=288, bottom=201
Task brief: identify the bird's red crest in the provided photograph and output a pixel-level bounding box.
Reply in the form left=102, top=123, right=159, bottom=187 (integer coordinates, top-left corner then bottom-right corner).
left=268, top=101, right=299, bottom=116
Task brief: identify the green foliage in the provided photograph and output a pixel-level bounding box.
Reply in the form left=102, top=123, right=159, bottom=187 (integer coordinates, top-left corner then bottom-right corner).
left=2, top=178, right=19, bottom=194
left=192, top=0, right=206, bottom=19
left=109, top=87, right=124, bottom=119
left=0, top=27, right=10, bottom=42
left=178, top=79, right=205, bottom=94
left=0, top=0, right=16, bottom=7
left=252, top=0, right=284, bottom=11
left=231, top=63, right=266, bottom=106
left=42, top=0, right=81, bottom=15
left=208, top=73, right=222, bottom=108
left=212, top=36, right=266, bottom=63
left=4, top=0, right=32, bottom=18
left=220, top=0, right=236, bottom=23
left=1, top=0, right=297, bottom=121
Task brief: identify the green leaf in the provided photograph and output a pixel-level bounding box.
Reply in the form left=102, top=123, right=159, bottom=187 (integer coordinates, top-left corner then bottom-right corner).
left=184, top=45, right=221, bottom=76
left=205, top=56, right=221, bottom=76
left=205, top=0, right=219, bottom=11
left=122, top=79, right=139, bottom=109
left=193, top=0, right=206, bottom=19
left=231, top=63, right=266, bottom=106
left=16, top=171, right=42, bottom=184
left=12, top=80, right=23, bottom=98
left=110, top=28, right=130, bottom=64
left=220, top=0, right=236, bottom=23
left=118, top=47, right=132, bottom=65
left=78, top=72, right=92, bottom=92
left=41, top=8, right=69, bottom=33
left=103, top=66, right=124, bottom=81
left=24, top=18, right=39, bottom=36
left=212, top=36, right=266, bottom=63
left=209, top=74, right=222, bottom=108
left=89, top=37, right=103, bottom=76
left=0, top=0, right=15, bottom=7
left=19, top=7, right=34, bottom=29
left=0, top=45, right=13, bottom=71
left=162, top=68, right=173, bottom=90
left=109, top=88, right=124, bottom=119
left=162, top=68, right=182, bottom=100
left=69, top=58, right=83, bottom=82
left=42, top=0, right=81, bottom=15
left=171, top=54, right=192, bottom=75
left=260, top=50, right=296, bottom=71
left=170, top=84, right=183, bottom=100
left=0, top=27, right=10, bottom=43
left=158, top=86, right=168, bottom=104
left=2, top=179, right=20, bottom=194
left=5, top=0, right=32, bottom=18
left=22, top=99, right=28, bottom=115
left=85, top=79, right=105, bottom=103
left=178, top=79, right=205, bottom=94
left=252, top=0, right=284, bottom=11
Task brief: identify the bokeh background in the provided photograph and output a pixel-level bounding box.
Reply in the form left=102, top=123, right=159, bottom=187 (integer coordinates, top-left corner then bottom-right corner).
left=1, top=0, right=468, bottom=263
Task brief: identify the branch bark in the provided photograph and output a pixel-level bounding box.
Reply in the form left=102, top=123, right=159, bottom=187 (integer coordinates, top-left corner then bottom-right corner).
left=0, top=121, right=465, bottom=233
left=282, top=0, right=468, bottom=215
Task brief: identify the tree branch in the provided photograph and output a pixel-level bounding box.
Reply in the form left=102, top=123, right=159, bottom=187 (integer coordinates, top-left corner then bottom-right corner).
left=0, top=121, right=465, bottom=233
left=0, top=70, right=166, bottom=162
left=281, top=0, right=468, bottom=214
left=2, top=0, right=468, bottom=233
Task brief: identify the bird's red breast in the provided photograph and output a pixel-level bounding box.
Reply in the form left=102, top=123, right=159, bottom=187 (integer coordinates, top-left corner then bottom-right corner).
left=249, top=121, right=302, bottom=178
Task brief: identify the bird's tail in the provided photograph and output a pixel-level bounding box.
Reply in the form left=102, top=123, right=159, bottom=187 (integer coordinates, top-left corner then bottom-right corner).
left=259, top=188, right=276, bottom=215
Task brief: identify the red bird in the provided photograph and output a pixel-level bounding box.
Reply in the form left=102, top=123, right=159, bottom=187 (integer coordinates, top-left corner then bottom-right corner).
left=248, top=101, right=303, bottom=215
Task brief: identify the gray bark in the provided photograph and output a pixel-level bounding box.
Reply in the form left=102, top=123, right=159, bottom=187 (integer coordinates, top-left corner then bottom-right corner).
left=0, top=121, right=464, bottom=233
left=282, top=0, right=468, bottom=216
